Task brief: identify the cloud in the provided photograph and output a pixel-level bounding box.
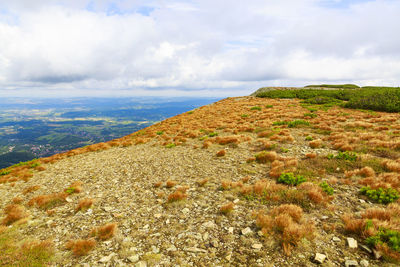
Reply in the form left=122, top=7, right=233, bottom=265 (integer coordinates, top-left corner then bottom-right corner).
left=0, top=0, right=399, bottom=97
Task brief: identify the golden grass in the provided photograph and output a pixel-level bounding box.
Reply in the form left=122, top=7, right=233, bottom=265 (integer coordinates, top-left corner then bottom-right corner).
left=66, top=239, right=96, bottom=256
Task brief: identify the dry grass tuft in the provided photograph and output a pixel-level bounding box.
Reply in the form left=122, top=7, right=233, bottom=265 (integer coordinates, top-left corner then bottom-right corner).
left=216, top=150, right=226, bottom=157
left=28, top=193, right=68, bottom=210
left=22, top=185, right=41, bottom=195
left=12, top=197, right=23, bottom=204
left=1, top=204, right=29, bottom=225
left=66, top=239, right=96, bottom=256
left=64, top=181, right=83, bottom=194
left=305, top=153, right=317, bottom=159
left=256, top=204, right=314, bottom=256
left=75, top=199, right=94, bottom=212
left=153, top=181, right=163, bottom=188
left=91, top=223, right=117, bottom=240
left=197, top=178, right=209, bottom=187
left=167, top=190, right=187, bottom=202
left=220, top=202, right=235, bottom=214
left=256, top=151, right=278, bottom=163
left=309, top=139, right=323, bottom=148
left=166, top=180, right=177, bottom=188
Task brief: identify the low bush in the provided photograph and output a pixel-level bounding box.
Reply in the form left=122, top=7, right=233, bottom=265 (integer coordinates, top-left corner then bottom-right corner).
left=66, top=239, right=96, bottom=256
left=360, top=187, right=400, bottom=204
left=319, top=182, right=334, bottom=195
left=91, top=223, right=117, bottom=240
left=277, top=173, right=306, bottom=186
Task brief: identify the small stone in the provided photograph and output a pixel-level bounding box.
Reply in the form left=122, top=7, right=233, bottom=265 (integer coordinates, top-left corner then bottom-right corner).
left=104, top=206, right=113, bottom=212
left=360, top=259, right=369, bottom=267
left=233, top=199, right=240, bottom=204
left=228, top=227, right=234, bottom=234
left=241, top=227, right=252, bottom=235
left=252, top=243, right=263, bottom=249
left=257, top=230, right=264, bottom=237
left=314, top=253, right=326, bottom=264
left=185, top=247, right=207, bottom=253
left=65, top=197, right=73, bottom=203
left=182, top=208, right=190, bottom=214
left=167, top=245, right=177, bottom=252
left=332, top=237, right=341, bottom=242
left=360, top=244, right=372, bottom=254
left=99, top=253, right=116, bottom=263
left=321, top=216, right=329, bottom=220
left=211, top=239, right=219, bottom=248
left=347, top=237, right=358, bottom=248
left=154, top=213, right=162, bottom=218
left=373, top=249, right=382, bottom=259
left=203, top=221, right=216, bottom=229
left=359, top=199, right=366, bottom=203
left=135, top=261, right=147, bottom=267
left=203, top=232, right=209, bottom=240
left=127, top=255, right=139, bottom=263
left=225, top=253, right=232, bottom=261
left=345, top=259, right=358, bottom=267
left=151, top=245, right=159, bottom=253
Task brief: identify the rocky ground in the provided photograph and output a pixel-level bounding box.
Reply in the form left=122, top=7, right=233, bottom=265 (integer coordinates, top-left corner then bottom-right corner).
left=1, top=96, right=400, bottom=266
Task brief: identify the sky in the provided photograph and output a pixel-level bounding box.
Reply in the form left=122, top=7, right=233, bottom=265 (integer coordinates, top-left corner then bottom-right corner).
left=0, top=0, right=399, bottom=98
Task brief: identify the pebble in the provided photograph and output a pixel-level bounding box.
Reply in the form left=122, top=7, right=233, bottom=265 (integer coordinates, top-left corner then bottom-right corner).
left=182, top=208, right=190, bottom=214
left=332, top=236, right=341, bottom=242
left=135, top=261, right=147, bottom=267
left=104, top=206, right=113, bottom=212
left=128, top=255, right=139, bottom=263
left=347, top=237, right=358, bottom=248
left=360, top=244, right=372, bottom=254
left=252, top=243, right=263, bottom=249
left=373, top=249, right=382, bottom=259
left=203, top=221, right=216, bottom=229
left=314, top=253, right=326, bottom=264
left=345, top=259, right=358, bottom=267
left=233, top=199, right=240, bottom=203
left=186, top=247, right=207, bottom=253
left=241, top=227, right=252, bottom=235
left=228, top=227, right=234, bottom=234
left=99, top=253, right=116, bottom=263
left=360, top=259, right=369, bottom=267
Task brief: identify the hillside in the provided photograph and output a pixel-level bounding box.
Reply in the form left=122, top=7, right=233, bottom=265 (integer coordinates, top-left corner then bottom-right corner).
left=1, top=95, right=400, bottom=266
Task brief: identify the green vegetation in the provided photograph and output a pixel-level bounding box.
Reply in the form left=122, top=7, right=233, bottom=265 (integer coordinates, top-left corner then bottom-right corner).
left=305, top=136, right=313, bottom=141
left=265, top=105, right=273, bottom=108
left=208, top=132, right=218, bottom=137
left=366, top=228, right=400, bottom=253
left=255, top=86, right=400, bottom=113
left=165, top=143, right=176, bottom=148
left=156, top=131, right=164, bottom=135
left=319, top=182, right=334, bottom=195
left=0, top=228, right=54, bottom=266
left=360, top=187, right=400, bottom=204
left=250, top=106, right=262, bottom=111
left=272, top=119, right=310, bottom=128
left=328, top=151, right=358, bottom=161
left=305, top=84, right=360, bottom=89
left=241, top=114, right=249, bottom=118
left=277, top=173, right=306, bottom=186
left=304, top=113, right=317, bottom=118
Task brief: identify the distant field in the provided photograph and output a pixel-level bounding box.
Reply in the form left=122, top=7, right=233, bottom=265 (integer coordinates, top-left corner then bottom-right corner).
left=0, top=97, right=220, bottom=168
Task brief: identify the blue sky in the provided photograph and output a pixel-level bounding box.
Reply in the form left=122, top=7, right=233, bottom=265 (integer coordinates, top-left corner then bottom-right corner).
left=0, top=0, right=399, bottom=97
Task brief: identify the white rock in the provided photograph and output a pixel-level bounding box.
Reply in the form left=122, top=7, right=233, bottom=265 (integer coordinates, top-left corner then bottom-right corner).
left=347, top=237, right=358, bottom=248
left=185, top=247, right=207, bottom=253
left=332, top=236, right=341, bottom=242
left=228, top=227, right=234, bottom=234
left=203, top=232, right=209, bottom=240
left=127, top=255, right=139, bottom=263
left=233, top=199, right=240, bottom=204
left=135, top=261, right=147, bottom=267
left=252, top=243, right=263, bottom=249
left=345, top=259, right=358, bottom=267
left=65, top=197, right=73, bottom=203
left=202, top=221, right=216, bottom=229
left=167, top=245, right=177, bottom=252
left=104, top=206, right=113, bottom=212
left=154, top=213, right=162, bottom=218
left=99, top=253, right=116, bottom=263
left=360, top=259, right=369, bottom=267
left=182, top=208, right=190, bottom=214
left=241, top=227, right=252, bottom=235
left=314, top=253, right=326, bottom=264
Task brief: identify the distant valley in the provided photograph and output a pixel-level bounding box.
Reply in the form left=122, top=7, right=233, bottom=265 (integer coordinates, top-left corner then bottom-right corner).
left=0, top=97, right=220, bottom=168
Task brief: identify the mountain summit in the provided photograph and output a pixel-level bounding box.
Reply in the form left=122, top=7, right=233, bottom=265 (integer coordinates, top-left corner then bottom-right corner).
left=1, top=94, right=400, bottom=266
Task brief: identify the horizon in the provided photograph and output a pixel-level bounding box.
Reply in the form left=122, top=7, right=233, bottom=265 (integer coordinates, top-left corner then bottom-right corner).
left=0, top=0, right=399, bottom=97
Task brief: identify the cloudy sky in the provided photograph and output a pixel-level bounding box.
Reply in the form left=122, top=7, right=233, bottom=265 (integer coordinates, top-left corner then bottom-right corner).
left=0, top=0, right=399, bottom=97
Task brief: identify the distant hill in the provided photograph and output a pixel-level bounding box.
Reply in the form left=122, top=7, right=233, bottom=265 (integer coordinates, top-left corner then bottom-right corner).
left=0, top=151, right=35, bottom=169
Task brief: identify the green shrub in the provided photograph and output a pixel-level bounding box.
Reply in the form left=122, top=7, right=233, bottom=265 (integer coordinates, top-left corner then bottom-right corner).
left=265, top=105, right=273, bottom=108
left=328, top=151, right=358, bottom=161
left=304, top=113, right=317, bottom=118
left=287, top=120, right=310, bottom=128
left=360, top=186, right=400, bottom=204
left=272, top=121, right=287, bottom=126
left=366, top=229, right=400, bottom=253
left=0, top=170, right=10, bottom=176
left=241, top=114, right=249, bottom=118
left=165, top=143, right=176, bottom=148
left=277, top=173, right=306, bottom=186
left=208, top=132, right=218, bottom=137
left=156, top=131, right=164, bottom=135
left=250, top=106, right=262, bottom=111
left=305, top=84, right=360, bottom=89
left=305, top=136, right=313, bottom=141
left=319, top=182, right=334, bottom=195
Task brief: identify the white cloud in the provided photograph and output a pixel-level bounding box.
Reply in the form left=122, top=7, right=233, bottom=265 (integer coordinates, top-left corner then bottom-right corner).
left=0, top=0, right=399, bottom=97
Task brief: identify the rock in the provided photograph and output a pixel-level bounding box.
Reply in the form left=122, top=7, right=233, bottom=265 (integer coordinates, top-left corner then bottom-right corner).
left=211, top=239, right=219, bottom=248
left=127, top=255, right=139, bottom=263
left=228, top=227, right=234, bottom=234
left=332, top=236, right=341, bottom=242
left=135, top=261, right=147, bottom=267
left=373, top=249, right=382, bottom=259
left=321, top=216, right=329, bottom=220
left=360, top=244, right=372, bottom=254
left=360, top=259, right=369, bottom=267
left=65, top=197, right=73, bottom=203
left=99, top=253, right=116, bottom=263
left=167, top=245, right=177, bottom=252
left=202, top=221, right=216, bottom=229
left=252, top=243, right=263, bottom=249
left=345, top=260, right=358, bottom=267
left=314, top=253, right=326, bottom=264
left=182, top=208, right=190, bottom=214
left=203, top=232, right=209, bottom=240
left=241, top=227, right=252, bottom=235
left=154, top=213, right=162, bottom=218
left=233, top=199, right=240, bottom=203
left=185, top=247, right=207, bottom=253
left=347, top=237, right=358, bottom=248
left=151, top=245, right=159, bottom=253
left=359, top=199, right=366, bottom=203
left=104, top=206, right=113, bottom=212
left=257, top=230, right=264, bottom=237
